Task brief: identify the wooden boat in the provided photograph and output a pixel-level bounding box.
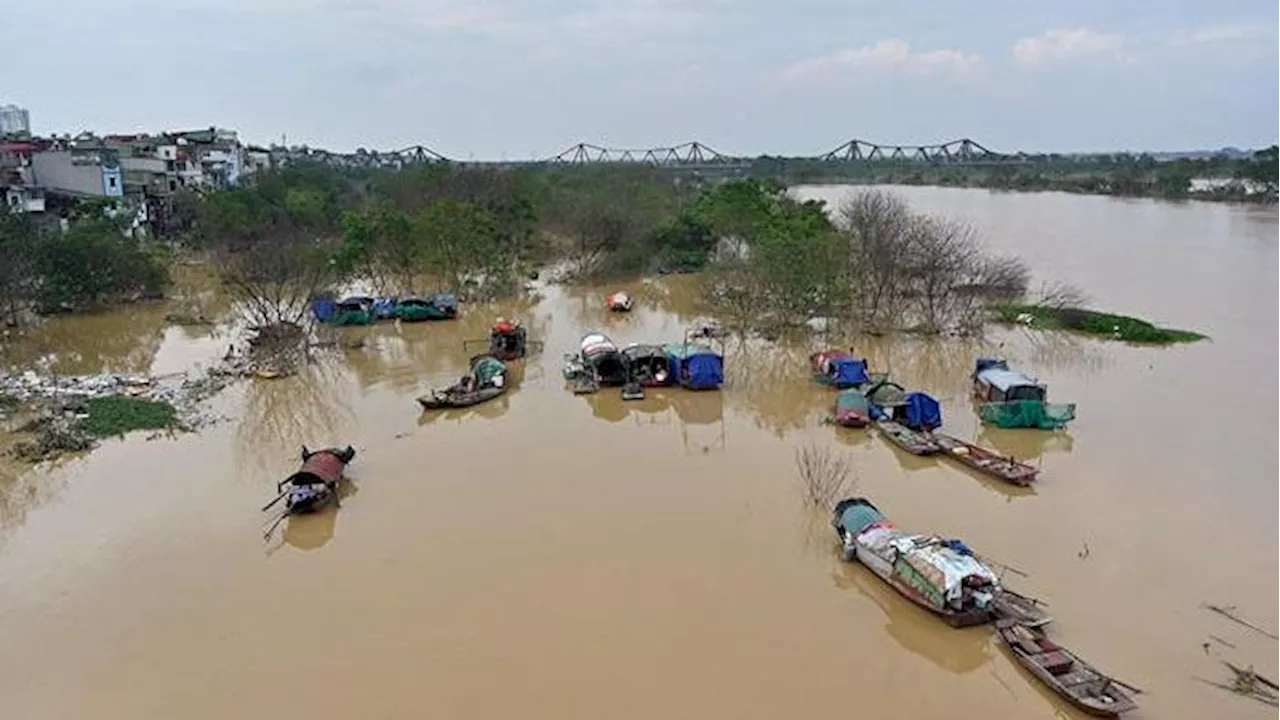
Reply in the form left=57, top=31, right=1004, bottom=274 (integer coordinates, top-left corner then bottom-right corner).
left=834, top=390, right=871, bottom=428
left=810, top=349, right=887, bottom=389
left=831, top=497, right=1000, bottom=628
left=606, top=291, right=634, bottom=312
left=973, top=357, right=1076, bottom=429
left=397, top=293, right=459, bottom=322
left=991, top=590, right=1053, bottom=628
left=468, top=318, right=538, bottom=361
left=995, top=620, right=1139, bottom=717
left=932, top=432, right=1039, bottom=485
left=875, top=420, right=941, bottom=455
left=262, top=445, right=356, bottom=538
left=417, top=355, right=508, bottom=409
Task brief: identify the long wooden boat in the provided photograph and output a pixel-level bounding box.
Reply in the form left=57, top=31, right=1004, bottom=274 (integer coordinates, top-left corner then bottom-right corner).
left=417, top=355, right=508, bottom=409
left=831, top=498, right=999, bottom=628
left=875, top=419, right=941, bottom=455
left=995, top=620, right=1139, bottom=717
left=932, top=432, right=1039, bottom=485
left=262, top=445, right=357, bottom=538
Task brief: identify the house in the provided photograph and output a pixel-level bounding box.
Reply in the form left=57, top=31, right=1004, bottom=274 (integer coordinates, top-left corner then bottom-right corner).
left=1, top=140, right=45, bottom=213
left=29, top=140, right=125, bottom=199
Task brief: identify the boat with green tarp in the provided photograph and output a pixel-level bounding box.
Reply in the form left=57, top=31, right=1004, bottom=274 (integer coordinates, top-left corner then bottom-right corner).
left=398, top=293, right=459, bottom=322
left=330, top=297, right=374, bottom=326
left=972, top=358, right=1076, bottom=429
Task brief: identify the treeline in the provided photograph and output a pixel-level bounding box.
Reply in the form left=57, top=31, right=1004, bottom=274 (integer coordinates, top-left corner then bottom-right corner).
left=170, top=162, right=1022, bottom=336
left=0, top=201, right=169, bottom=324
left=759, top=146, right=1280, bottom=201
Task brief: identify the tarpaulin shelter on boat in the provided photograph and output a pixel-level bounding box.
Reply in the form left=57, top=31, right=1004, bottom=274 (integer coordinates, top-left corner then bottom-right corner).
left=664, top=344, right=723, bottom=390
left=828, top=357, right=869, bottom=388
left=903, top=392, right=942, bottom=431
left=311, top=297, right=336, bottom=323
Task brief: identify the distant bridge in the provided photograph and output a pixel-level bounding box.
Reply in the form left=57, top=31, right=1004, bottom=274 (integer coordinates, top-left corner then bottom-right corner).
left=272, top=137, right=1027, bottom=170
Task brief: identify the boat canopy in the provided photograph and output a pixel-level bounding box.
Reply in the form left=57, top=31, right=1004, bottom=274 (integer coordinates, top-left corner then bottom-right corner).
left=581, top=332, right=617, bottom=357
left=836, top=390, right=870, bottom=416
left=976, top=367, right=1046, bottom=402
left=336, top=297, right=369, bottom=311
left=829, top=357, right=869, bottom=388
left=371, top=297, right=398, bottom=317
left=471, top=355, right=507, bottom=385
left=866, top=380, right=907, bottom=408
left=312, top=297, right=337, bottom=322
left=835, top=498, right=884, bottom=536
left=665, top=343, right=723, bottom=390
left=903, top=392, right=942, bottom=432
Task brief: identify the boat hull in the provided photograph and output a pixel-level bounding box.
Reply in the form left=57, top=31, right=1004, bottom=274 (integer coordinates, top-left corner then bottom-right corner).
left=875, top=420, right=942, bottom=455
left=996, top=621, right=1138, bottom=718
left=932, top=432, right=1039, bottom=485
left=417, top=385, right=506, bottom=410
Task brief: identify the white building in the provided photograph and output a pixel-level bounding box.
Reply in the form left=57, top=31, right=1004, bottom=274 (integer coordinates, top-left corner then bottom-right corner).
left=0, top=105, right=31, bottom=137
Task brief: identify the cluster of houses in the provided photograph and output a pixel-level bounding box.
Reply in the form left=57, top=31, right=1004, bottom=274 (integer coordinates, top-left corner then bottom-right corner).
left=1, top=103, right=275, bottom=231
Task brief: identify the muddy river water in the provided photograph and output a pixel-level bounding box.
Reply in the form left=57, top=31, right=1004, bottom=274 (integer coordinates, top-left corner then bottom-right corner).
left=0, top=186, right=1275, bottom=719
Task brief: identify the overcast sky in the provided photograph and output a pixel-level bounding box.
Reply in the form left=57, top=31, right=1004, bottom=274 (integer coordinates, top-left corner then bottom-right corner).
left=4, top=0, right=1276, bottom=157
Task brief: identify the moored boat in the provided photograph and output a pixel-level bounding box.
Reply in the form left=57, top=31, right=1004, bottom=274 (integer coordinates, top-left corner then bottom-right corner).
left=833, top=390, right=871, bottom=428
left=831, top=497, right=1001, bottom=627
left=478, top=318, right=534, bottom=361
left=932, top=432, right=1039, bottom=485
left=417, top=355, right=508, bottom=409
left=810, top=349, right=887, bottom=389
left=578, top=332, right=628, bottom=386
left=663, top=342, right=723, bottom=390
left=871, top=391, right=943, bottom=456
left=995, top=619, right=1139, bottom=717
left=972, top=358, right=1076, bottom=429
left=606, top=291, right=634, bottom=312
left=330, top=297, right=374, bottom=326
left=621, top=343, right=674, bottom=387
left=398, top=293, right=459, bottom=322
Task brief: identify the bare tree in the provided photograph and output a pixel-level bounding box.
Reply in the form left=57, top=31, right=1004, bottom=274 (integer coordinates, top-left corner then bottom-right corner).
left=218, top=229, right=338, bottom=336
left=1033, top=280, right=1090, bottom=310
left=795, top=443, right=856, bottom=508
left=838, top=190, right=914, bottom=331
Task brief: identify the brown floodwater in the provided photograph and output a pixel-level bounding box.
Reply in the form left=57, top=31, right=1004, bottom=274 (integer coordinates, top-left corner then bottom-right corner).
left=0, top=187, right=1275, bottom=719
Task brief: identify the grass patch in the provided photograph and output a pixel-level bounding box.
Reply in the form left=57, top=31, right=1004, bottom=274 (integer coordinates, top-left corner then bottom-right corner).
left=80, top=396, right=178, bottom=437
left=992, top=303, right=1207, bottom=344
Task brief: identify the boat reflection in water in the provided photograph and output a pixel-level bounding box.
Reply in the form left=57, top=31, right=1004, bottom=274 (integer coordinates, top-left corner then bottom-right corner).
left=582, top=388, right=725, bottom=454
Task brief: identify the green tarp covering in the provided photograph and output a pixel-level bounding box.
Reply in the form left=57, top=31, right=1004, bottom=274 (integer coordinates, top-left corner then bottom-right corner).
left=979, top=400, right=1076, bottom=430
left=472, top=356, right=506, bottom=385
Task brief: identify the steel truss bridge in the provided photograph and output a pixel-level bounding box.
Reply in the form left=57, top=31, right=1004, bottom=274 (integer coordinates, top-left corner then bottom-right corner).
left=275, top=137, right=1025, bottom=170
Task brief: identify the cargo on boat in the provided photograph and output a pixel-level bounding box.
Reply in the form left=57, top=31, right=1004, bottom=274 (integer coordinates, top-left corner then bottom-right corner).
left=972, top=358, right=1076, bottom=429
left=996, top=620, right=1139, bottom=718
left=932, top=432, right=1039, bottom=485
left=417, top=355, right=508, bottom=410
left=831, top=497, right=1002, bottom=627
left=809, top=350, right=886, bottom=389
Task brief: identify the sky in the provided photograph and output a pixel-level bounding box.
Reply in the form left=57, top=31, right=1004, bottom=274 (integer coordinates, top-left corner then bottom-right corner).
left=3, top=0, right=1277, bottom=158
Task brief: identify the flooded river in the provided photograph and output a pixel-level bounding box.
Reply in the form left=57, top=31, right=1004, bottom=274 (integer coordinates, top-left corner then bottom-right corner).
left=0, top=187, right=1275, bottom=719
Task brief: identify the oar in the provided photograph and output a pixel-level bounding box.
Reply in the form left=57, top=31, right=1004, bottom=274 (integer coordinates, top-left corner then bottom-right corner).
left=261, top=489, right=289, bottom=512
left=1226, top=661, right=1280, bottom=691
left=1202, top=603, right=1279, bottom=640
left=262, top=511, right=289, bottom=540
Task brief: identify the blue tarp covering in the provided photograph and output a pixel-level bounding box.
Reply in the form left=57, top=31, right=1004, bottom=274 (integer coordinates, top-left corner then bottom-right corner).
left=372, top=297, right=399, bottom=319
left=903, top=392, right=942, bottom=431
left=312, top=298, right=336, bottom=322
left=831, top=358, right=869, bottom=388
left=430, top=293, right=459, bottom=311
left=666, top=346, right=723, bottom=390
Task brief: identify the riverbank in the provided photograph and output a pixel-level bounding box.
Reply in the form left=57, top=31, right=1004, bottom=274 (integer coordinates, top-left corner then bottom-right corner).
left=991, top=304, right=1207, bottom=344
